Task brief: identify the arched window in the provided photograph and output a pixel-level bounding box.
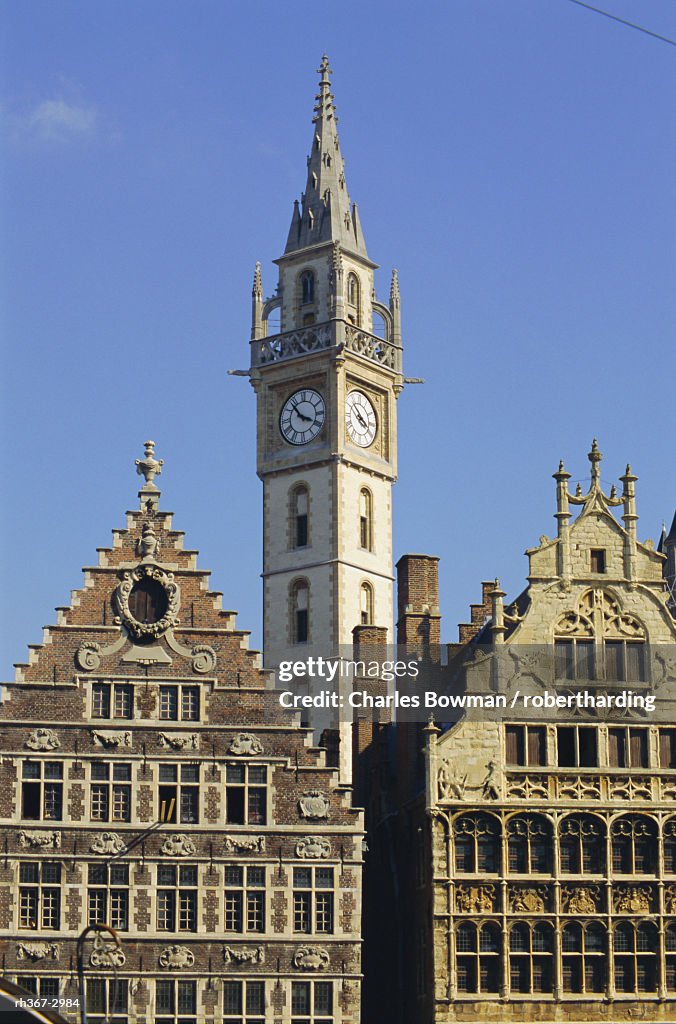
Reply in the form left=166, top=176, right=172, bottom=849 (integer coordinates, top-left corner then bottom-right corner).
left=666, top=924, right=676, bottom=991
left=291, top=486, right=309, bottom=549
left=290, top=580, right=309, bottom=644
left=300, top=271, right=314, bottom=305
left=453, top=815, right=501, bottom=874
left=614, top=922, right=658, bottom=993
left=346, top=272, right=360, bottom=326
left=507, top=816, right=552, bottom=874
left=611, top=816, right=656, bottom=874
left=559, top=816, right=605, bottom=874
left=360, top=582, right=374, bottom=625
left=664, top=820, right=676, bottom=874
left=562, top=923, right=606, bottom=993
left=455, top=922, right=501, bottom=993
left=554, top=589, right=647, bottom=682
left=359, top=488, right=373, bottom=550
left=509, top=923, right=554, bottom=994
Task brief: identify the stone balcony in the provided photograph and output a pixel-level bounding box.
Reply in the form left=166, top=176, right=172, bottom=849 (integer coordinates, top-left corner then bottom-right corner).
left=250, top=319, right=402, bottom=373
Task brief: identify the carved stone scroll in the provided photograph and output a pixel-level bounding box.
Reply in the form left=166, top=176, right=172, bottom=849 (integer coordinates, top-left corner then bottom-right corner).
left=223, top=945, right=265, bottom=964
left=159, top=945, right=194, bottom=969
left=299, top=792, right=330, bottom=820
left=25, top=728, right=60, bottom=751
left=295, top=836, right=331, bottom=859
left=293, top=946, right=330, bottom=970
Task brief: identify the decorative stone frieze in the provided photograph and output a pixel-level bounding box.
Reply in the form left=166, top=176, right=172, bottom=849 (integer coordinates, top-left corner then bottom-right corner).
left=91, top=729, right=131, bottom=748
left=160, top=834, right=197, bottom=857
left=19, top=829, right=61, bottom=849
left=293, top=946, right=330, bottom=970
left=228, top=732, right=264, bottom=756
left=89, top=832, right=125, bottom=855
left=295, top=836, right=331, bottom=859
left=158, top=731, right=199, bottom=751
left=17, top=941, right=60, bottom=961
left=299, top=791, right=330, bottom=820
left=614, top=885, right=653, bottom=913
left=159, top=945, right=194, bottom=969
left=223, top=945, right=265, bottom=964
left=224, top=835, right=265, bottom=854
left=25, top=728, right=60, bottom=751
left=508, top=886, right=548, bottom=913
left=561, top=886, right=600, bottom=914
left=455, top=884, right=495, bottom=914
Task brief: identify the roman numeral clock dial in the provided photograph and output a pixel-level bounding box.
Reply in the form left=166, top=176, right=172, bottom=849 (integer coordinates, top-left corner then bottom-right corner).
left=345, top=390, right=377, bottom=447
left=279, top=389, right=326, bottom=445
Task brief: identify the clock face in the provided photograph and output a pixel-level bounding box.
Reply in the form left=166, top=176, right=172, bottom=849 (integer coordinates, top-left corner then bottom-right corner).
left=345, top=390, right=377, bottom=447
left=279, top=389, right=326, bottom=445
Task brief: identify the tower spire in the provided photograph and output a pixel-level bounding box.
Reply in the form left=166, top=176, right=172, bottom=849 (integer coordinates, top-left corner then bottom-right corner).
left=284, top=56, right=369, bottom=258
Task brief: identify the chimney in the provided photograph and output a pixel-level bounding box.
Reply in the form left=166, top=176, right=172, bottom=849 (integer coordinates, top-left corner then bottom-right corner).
left=396, top=554, right=441, bottom=649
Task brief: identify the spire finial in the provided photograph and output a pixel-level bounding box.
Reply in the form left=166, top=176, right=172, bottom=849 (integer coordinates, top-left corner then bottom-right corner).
left=252, top=261, right=262, bottom=299
left=588, top=438, right=602, bottom=483
left=135, top=440, right=163, bottom=491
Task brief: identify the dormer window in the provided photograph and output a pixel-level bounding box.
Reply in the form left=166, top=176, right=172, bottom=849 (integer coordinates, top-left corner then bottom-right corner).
left=590, top=549, right=606, bottom=574
left=301, top=271, right=315, bottom=305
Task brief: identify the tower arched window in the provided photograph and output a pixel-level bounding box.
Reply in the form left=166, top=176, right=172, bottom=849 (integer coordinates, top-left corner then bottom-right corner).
left=455, top=922, right=501, bottom=994
left=290, top=580, right=309, bottom=644
left=664, top=820, right=676, bottom=874
left=561, top=923, right=606, bottom=993
left=559, top=815, right=605, bottom=874
left=346, top=272, right=360, bottom=325
left=359, top=489, right=373, bottom=551
left=611, top=815, right=656, bottom=874
left=509, top=923, right=554, bottom=994
left=554, top=589, right=647, bottom=682
left=614, top=922, right=658, bottom=993
left=360, top=582, right=374, bottom=626
left=300, top=271, right=315, bottom=305
left=507, top=815, right=552, bottom=874
left=290, top=485, right=309, bottom=549
left=453, top=814, right=501, bottom=874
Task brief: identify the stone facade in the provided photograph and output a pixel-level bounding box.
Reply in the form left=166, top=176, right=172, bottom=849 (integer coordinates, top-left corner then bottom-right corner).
left=401, top=443, right=676, bottom=1023
left=0, top=448, right=364, bottom=1024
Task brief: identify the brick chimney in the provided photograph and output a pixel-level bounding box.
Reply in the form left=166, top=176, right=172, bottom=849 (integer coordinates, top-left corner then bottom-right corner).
left=457, top=581, right=494, bottom=644
left=396, top=554, right=441, bottom=649
left=351, top=624, right=390, bottom=804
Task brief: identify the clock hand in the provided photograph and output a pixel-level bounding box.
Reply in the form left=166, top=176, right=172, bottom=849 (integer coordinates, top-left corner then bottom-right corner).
left=295, top=411, right=313, bottom=423
left=354, top=409, right=367, bottom=428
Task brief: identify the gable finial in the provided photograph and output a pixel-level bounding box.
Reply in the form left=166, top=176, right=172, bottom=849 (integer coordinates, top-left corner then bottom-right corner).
left=135, top=440, right=163, bottom=491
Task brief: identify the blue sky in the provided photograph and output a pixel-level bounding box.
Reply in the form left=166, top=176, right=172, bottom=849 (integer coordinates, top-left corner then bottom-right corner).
left=1, top=0, right=674, bottom=678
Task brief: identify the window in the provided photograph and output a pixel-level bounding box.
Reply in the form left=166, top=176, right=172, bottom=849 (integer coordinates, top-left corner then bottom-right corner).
left=91, top=681, right=133, bottom=719
left=559, top=816, right=605, bottom=874
left=292, top=486, right=309, bottom=548
left=90, top=762, right=131, bottom=822
left=19, top=862, right=61, bottom=929
left=155, top=980, right=197, bottom=1024
left=360, top=582, right=374, bottom=625
left=359, top=489, right=373, bottom=550
left=590, top=549, right=606, bottom=574
left=157, top=865, right=198, bottom=931
left=347, top=272, right=360, bottom=307
left=158, top=764, right=199, bottom=824
left=666, top=924, right=676, bottom=992
left=159, top=684, right=200, bottom=721
left=291, top=981, right=333, bottom=1023
left=225, top=764, right=267, bottom=825
left=556, top=726, right=597, bottom=767
left=554, top=590, right=647, bottom=682
left=224, top=865, right=265, bottom=932
left=129, top=576, right=168, bottom=623
left=454, top=815, right=501, bottom=873
left=291, top=580, right=309, bottom=644
left=608, top=727, right=649, bottom=768
left=16, top=978, right=61, bottom=1001
left=509, top=924, right=553, bottom=994
left=660, top=729, right=676, bottom=768
left=300, top=271, right=315, bottom=304
left=21, top=761, right=63, bottom=821
left=507, top=816, right=551, bottom=874
left=293, top=867, right=334, bottom=934
left=223, top=981, right=265, bottom=1024
left=665, top=821, right=676, bottom=874
left=614, top=923, right=657, bottom=993
left=611, top=816, right=656, bottom=874
left=455, top=923, right=501, bottom=994
left=505, top=725, right=546, bottom=767
left=86, top=979, right=128, bottom=1024
left=561, top=923, right=606, bottom=994
left=88, top=862, right=129, bottom=930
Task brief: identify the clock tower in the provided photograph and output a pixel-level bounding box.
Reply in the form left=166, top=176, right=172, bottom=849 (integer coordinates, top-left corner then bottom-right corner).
left=248, top=56, right=403, bottom=697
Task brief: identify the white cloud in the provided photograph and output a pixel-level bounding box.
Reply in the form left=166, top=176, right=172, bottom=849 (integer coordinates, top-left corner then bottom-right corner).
left=28, top=98, right=97, bottom=140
